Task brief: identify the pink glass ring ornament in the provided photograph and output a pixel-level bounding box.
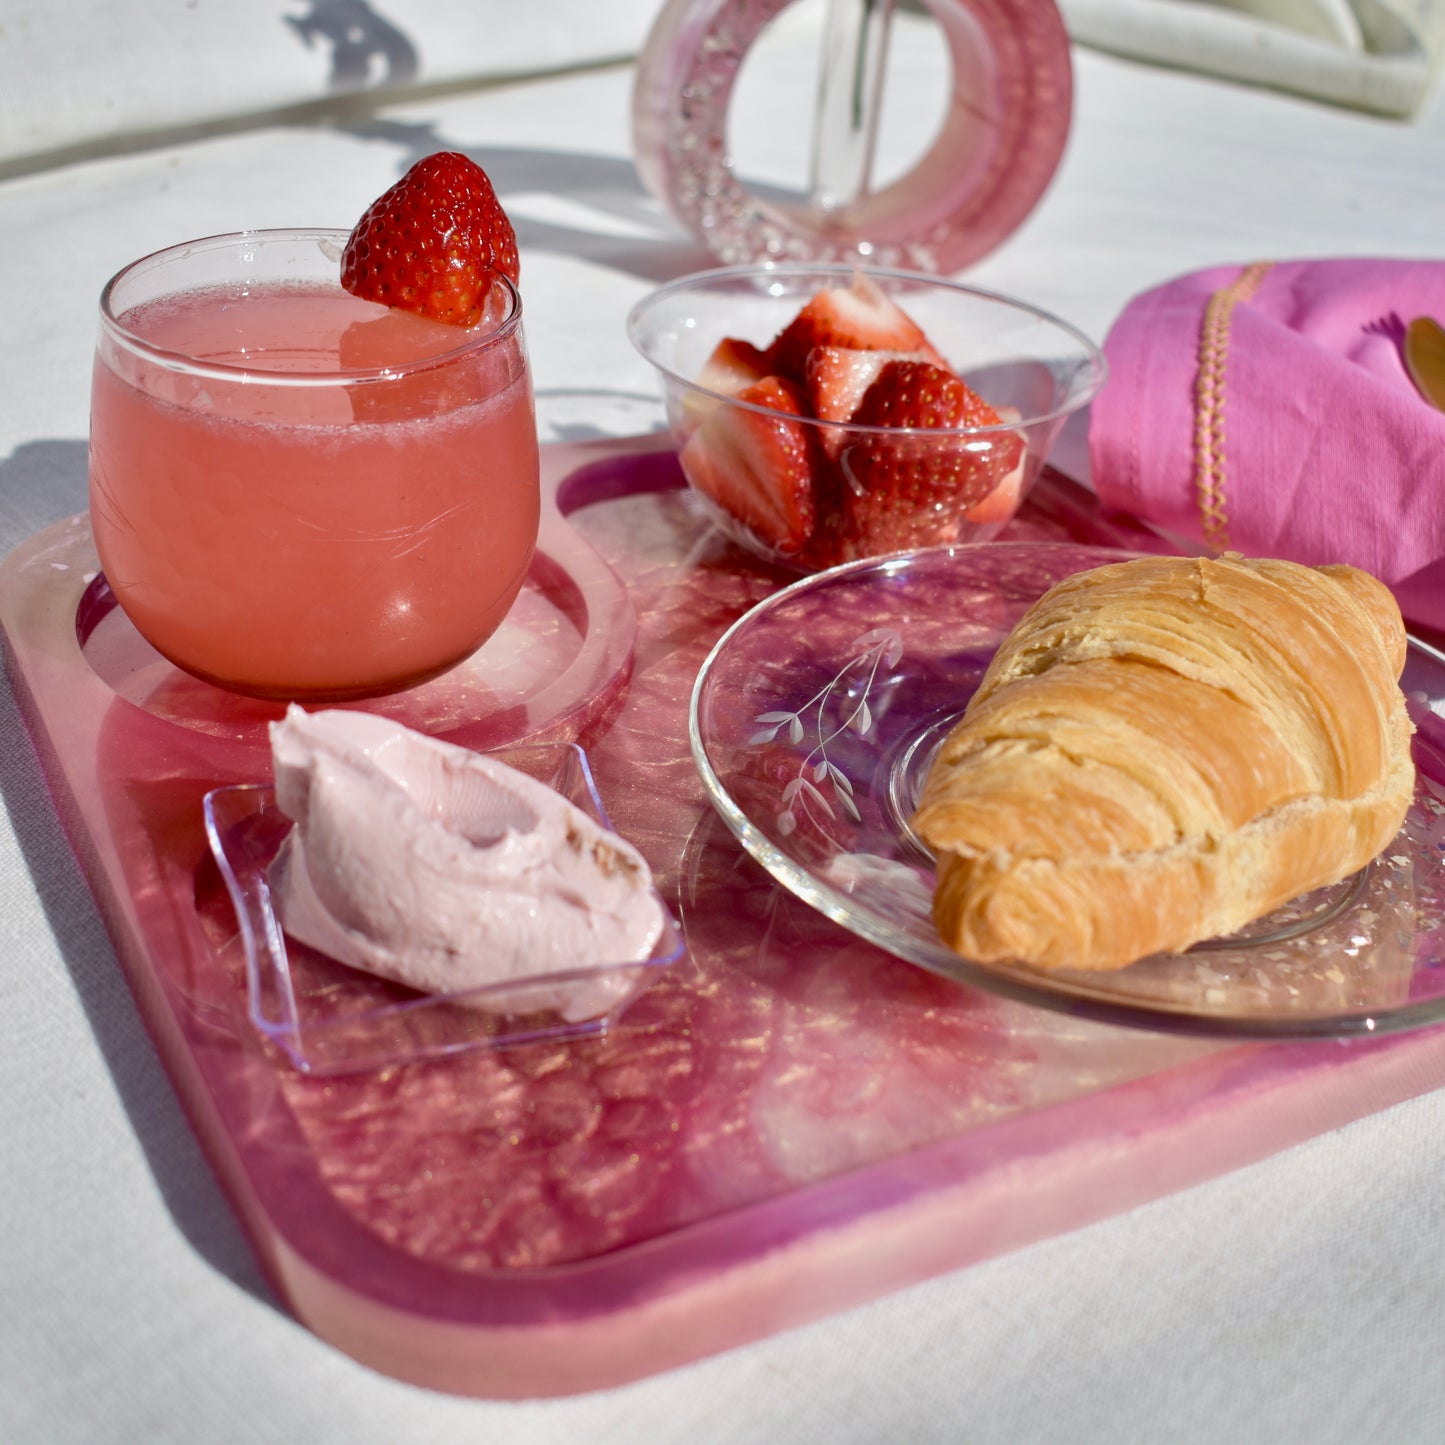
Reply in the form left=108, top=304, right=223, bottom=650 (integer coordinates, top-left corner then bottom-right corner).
left=631, top=0, right=1073, bottom=272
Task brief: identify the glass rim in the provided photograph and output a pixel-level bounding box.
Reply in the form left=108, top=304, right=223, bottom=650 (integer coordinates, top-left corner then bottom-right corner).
left=97, top=226, right=524, bottom=386
left=625, top=260, right=1109, bottom=434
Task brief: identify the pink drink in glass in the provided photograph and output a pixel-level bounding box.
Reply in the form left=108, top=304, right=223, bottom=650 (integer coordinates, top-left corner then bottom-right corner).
left=88, top=229, right=540, bottom=701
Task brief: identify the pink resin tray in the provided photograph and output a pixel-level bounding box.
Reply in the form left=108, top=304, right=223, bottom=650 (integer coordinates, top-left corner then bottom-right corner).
left=6, top=433, right=1445, bottom=1400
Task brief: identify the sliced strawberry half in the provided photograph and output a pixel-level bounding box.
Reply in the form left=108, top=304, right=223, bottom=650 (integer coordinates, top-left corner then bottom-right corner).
left=679, top=376, right=822, bottom=557
left=696, top=337, right=772, bottom=397
left=342, top=151, right=519, bottom=328
left=804, top=344, right=950, bottom=463
left=852, top=359, right=1004, bottom=433
left=959, top=406, right=1027, bottom=525
left=766, top=275, right=946, bottom=384
left=805, top=346, right=923, bottom=424
left=683, top=336, right=775, bottom=433
left=959, top=456, right=1026, bottom=525
left=832, top=360, right=1025, bottom=559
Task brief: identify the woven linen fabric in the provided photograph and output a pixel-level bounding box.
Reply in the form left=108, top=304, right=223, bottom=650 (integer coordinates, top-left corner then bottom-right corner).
left=1089, top=257, right=1445, bottom=635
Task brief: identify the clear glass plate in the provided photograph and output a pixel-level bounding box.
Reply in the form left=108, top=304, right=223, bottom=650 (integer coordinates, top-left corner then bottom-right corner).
left=689, top=541, right=1445, bottom=1038
left=203, top=742, right=684, bottom=1076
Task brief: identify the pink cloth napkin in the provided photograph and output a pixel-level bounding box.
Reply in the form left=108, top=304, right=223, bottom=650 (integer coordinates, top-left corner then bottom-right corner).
left=1088, top=258, right=1445, bottom=635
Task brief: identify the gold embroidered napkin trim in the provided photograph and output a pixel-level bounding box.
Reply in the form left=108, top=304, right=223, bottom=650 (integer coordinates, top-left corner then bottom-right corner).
left=1194, top=261, right=1273, bottom=550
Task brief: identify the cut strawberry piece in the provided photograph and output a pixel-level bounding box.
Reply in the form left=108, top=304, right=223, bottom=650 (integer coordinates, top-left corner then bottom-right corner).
left=342, top=151, right=519, bottom=328
left=960, top=455, right=1026, bottom=525
left=804, top=344, right=950, bottom=463
left=833, top=360, right=1025, bottom=559
left=679, top=377, right=821, bottom=557
left=805, top=346, right=924, bottom=424
left=851, top=358, right=1003, bottom=433
left=960, top=406, right=1027, bottom=525
left=697, top=337, right=772, bottom=397
left=766, top=275, right=945, bottom=384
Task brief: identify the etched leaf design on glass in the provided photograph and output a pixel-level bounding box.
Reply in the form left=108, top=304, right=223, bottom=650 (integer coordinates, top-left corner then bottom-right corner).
left=750, top=628, right=903, bottom=845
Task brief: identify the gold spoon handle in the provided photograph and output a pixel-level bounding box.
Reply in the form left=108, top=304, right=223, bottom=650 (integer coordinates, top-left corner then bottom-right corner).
left=1404, top=316, right=1445, bottom=412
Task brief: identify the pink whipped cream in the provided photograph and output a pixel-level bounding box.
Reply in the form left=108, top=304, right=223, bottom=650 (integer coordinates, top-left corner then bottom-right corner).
left=266, top=707, right=666, bottom=1020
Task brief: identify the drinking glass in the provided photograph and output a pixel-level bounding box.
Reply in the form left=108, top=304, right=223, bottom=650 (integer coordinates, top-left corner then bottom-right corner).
left=88, top=228, right=540, bottom=701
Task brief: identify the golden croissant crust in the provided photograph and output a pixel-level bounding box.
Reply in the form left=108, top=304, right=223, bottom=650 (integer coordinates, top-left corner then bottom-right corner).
left=910, top=553, right=1415, bottom=971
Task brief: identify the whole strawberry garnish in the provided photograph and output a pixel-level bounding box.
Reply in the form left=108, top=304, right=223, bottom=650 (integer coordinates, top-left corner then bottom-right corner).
left=341, top=151, right=519, bottom=327
left=833, top=359, right=1024, bottom=560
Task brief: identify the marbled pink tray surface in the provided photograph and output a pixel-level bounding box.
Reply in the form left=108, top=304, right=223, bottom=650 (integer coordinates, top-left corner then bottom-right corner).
left=4, top=435, right=1444, bottom=1398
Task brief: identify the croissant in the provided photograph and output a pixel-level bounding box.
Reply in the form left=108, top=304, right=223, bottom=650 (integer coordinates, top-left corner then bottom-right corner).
left=910, top=553, right=1415, bottom=971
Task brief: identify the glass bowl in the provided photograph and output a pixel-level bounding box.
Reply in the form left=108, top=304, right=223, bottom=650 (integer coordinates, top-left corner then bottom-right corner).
left=627, top=263, right=1106, bottom=571
left=89, top=228, right=540, bottom=702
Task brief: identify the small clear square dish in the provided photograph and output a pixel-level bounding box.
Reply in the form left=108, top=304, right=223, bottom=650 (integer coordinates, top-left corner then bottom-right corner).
left=202, top=742, right=684, bottom=1076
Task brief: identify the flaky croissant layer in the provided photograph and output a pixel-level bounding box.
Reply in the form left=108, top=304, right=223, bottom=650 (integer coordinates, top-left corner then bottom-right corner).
left=910, top=553, right=1415, bottom=971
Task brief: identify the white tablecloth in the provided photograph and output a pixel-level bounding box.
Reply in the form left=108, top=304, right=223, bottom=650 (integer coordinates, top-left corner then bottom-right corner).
left=4, top=6, right=1445, bottom=1442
